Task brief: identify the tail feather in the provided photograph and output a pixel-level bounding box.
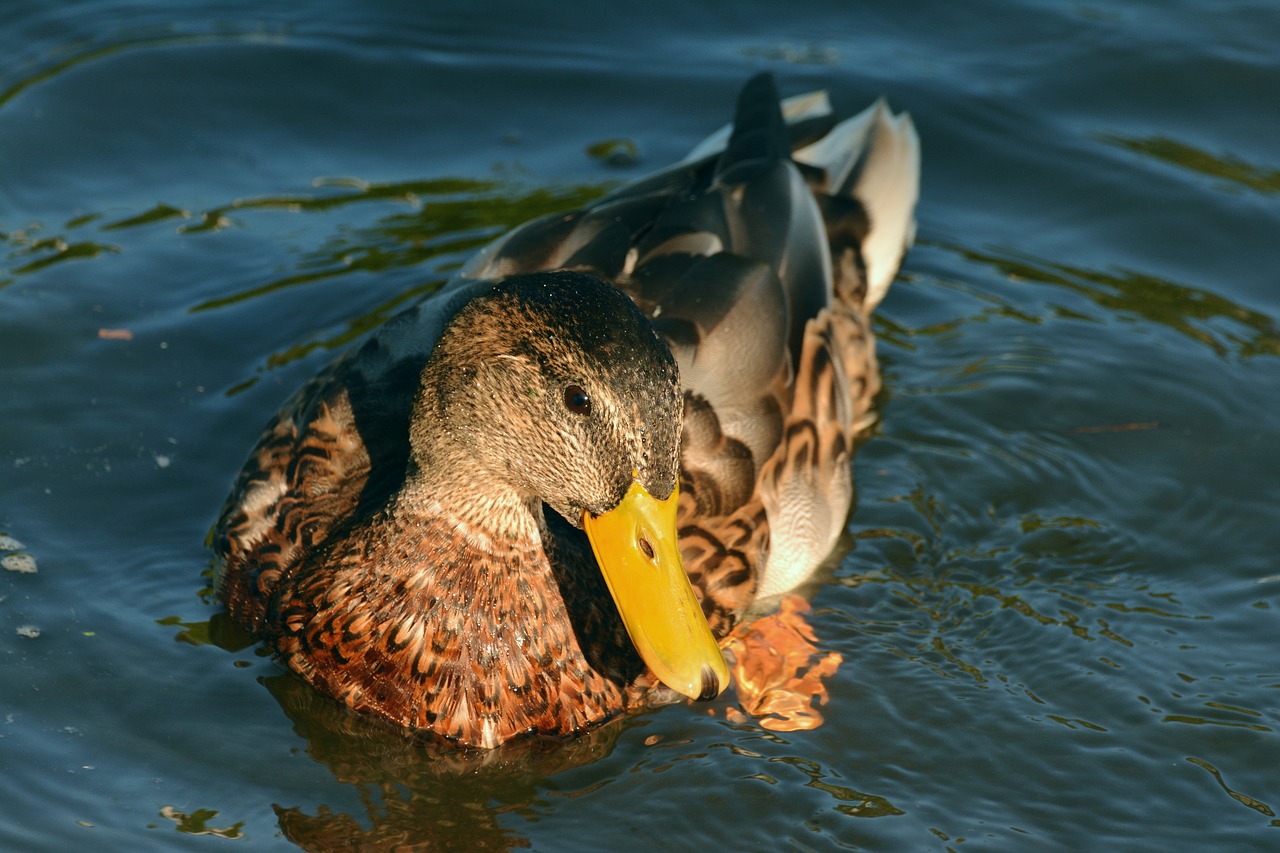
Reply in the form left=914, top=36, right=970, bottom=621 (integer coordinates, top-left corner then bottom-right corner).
left=683, top=82, right=919, bottom=314
left=714, top=72, right=790, bottom=184
left=797, top=100, right=919, bottom=312
left=680, top=87, right=834, bottom=166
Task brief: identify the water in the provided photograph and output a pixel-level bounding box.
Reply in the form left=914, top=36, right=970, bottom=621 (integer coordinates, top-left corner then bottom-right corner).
left=3, top=1, right=1279, bottom=850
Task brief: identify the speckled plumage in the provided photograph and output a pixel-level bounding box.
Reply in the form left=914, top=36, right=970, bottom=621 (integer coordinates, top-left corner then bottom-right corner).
left=214, top=73, right=919, bottom=747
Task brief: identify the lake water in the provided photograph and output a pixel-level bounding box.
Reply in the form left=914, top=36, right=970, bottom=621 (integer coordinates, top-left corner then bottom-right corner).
left=3, top=1, right=1279, bottom=850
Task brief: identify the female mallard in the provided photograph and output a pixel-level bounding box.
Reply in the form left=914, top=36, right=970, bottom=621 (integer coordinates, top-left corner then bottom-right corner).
left=214, top=73, right=919, bottom=748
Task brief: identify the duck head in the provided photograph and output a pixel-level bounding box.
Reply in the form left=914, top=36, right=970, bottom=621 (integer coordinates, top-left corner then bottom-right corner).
left=411, top=270, right=728, bottom=702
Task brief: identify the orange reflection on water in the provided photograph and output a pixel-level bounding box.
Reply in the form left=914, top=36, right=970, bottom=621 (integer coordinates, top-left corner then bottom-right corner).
left=723, top=595, right=843, bottom=732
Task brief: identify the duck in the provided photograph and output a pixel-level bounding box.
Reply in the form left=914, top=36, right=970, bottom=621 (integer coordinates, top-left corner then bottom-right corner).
left=213, top=72, right=919, bottom=749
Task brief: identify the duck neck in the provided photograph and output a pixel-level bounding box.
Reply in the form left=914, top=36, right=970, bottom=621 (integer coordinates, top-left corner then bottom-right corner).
left=398, top=346, right=552, bottom=545
left=395, top=453, right=545, bottom=551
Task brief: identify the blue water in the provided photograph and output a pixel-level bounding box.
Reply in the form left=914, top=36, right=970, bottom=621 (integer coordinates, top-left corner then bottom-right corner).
left=3, top=1, right=1279, bottom=850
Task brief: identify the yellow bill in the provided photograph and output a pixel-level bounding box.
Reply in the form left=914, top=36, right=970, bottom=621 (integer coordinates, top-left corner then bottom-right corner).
left=583, top=478, right=729, bottom=701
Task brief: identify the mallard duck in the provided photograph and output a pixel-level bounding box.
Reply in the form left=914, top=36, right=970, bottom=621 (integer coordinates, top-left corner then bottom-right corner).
left=213, top=72, right=919, bottom=748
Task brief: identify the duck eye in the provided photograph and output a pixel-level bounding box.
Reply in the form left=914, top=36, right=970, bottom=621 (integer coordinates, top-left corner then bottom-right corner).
left=563, top=384, right=592, bottom=415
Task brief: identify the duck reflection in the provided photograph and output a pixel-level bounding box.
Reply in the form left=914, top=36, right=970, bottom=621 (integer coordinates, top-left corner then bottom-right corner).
left=260, top=662, right=633, bottom=851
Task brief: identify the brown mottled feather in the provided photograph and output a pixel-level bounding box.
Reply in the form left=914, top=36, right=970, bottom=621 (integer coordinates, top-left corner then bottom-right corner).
left=216, top=373, right=370, bottom=634
left=273, top=510, right=641, bottom=746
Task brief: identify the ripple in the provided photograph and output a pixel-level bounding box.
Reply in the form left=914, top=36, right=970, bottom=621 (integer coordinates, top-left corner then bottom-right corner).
left=1185, top=757, right=1277, bottom=818
left=1097, top=133, right=1280, bottom=195
left=947, top=243, right=1280, bottom=360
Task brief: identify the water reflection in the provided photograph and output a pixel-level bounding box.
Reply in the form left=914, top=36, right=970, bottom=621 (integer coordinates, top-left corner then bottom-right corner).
left=188, top=175, right=613, bottom=313
left=765, top=754, right=904, bottom=819
left=263, top=671, right=633, bottom=852
left=1, top=224, right=119, bottom=280
left=949, top=243, right=1280, bottom=359
left=1185, top=757, right=1277, bottom=819
left=3, top=172, right=615, bottom=380
left=1098, top=133, right=1280, bottom=195
left=158, top=609, right=637, bottom=850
